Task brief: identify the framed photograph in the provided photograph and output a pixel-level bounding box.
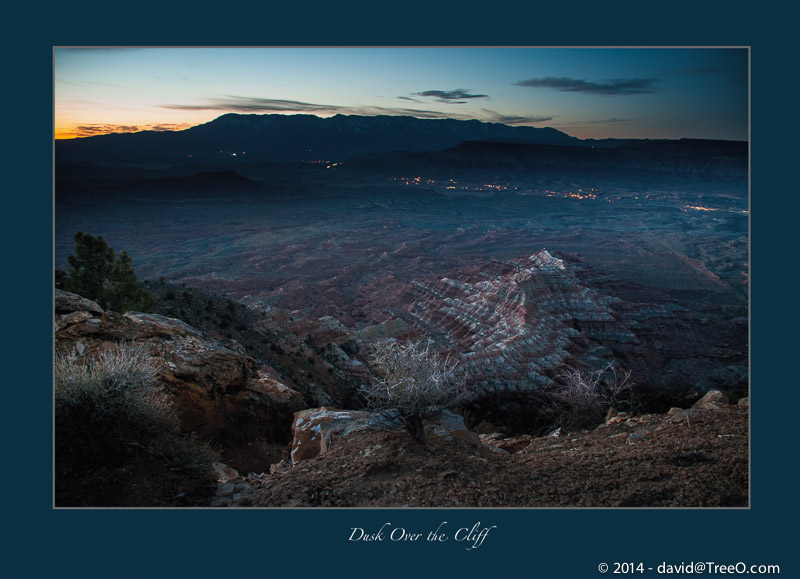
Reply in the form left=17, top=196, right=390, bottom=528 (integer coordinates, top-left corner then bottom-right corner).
left=12, top=2, right=789, bottom=575
left=54, top=45, right=749, bottom=510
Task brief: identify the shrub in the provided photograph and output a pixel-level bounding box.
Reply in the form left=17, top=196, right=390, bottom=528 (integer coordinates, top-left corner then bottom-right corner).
left=545, top=364, right=634, bottom=430
left=54, top=342, right=217, bottom=505
left=361, top=339, right=470, bottom=443
left=55, top=342, right=175, bottom=470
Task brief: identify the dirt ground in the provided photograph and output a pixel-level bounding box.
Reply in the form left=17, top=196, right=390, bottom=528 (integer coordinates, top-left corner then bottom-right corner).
left=244, top=405, right=748, bottom=508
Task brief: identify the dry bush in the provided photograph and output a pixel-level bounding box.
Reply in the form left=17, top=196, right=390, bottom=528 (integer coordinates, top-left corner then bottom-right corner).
left=361, top=339, right=469, bottom=443
left=544, top=364, right=634, bottom=430
left=55, top=342, right=177, bottom=469
left=55, top=341, right=217, bottom=505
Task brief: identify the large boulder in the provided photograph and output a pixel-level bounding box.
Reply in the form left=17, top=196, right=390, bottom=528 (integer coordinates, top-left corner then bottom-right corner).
left=288, top=407, right=505, bottom=464
left=692, top=389, right=730, bottom=411
left=425, top=410, right=508, bottom=456
left=289, top=407, right=400, bottom=463
left=55, top=289, right=104, bottom=316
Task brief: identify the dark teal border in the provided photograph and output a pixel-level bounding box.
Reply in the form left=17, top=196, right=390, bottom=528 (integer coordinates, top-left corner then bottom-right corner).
left=12, top=1, right=793, bottom=576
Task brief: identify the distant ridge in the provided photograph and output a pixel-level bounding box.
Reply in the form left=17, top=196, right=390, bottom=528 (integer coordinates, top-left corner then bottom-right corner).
left=55, top=113, right=581, bottom=165
left=345, top=139, right=748, bottom=182
left=120, top=170, right=258, bottom=189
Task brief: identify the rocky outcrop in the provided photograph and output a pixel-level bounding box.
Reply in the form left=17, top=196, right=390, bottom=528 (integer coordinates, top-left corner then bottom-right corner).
left=247, top=401, right=748, bottom=507
left=289, top=407, right=401, bottom=464
left=55, top=290, right=304, bottom=446
left=276, top=312, right=372, bottom=407
left=209, top=462, right=256, bottom=507
left=55, top=290, right=104, bottom=316
left=424, top=410, right=508, bottom=457
left=479, top=432, right=533, bottom=454
left=287, top=407, right=504, bottom=464
left=692, top=389, right=731, bottom=411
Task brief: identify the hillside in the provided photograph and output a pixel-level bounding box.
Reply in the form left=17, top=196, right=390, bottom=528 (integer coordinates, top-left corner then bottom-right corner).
left=245, top=397, right=748, bottom=508
left=54, top=287, right=748, bottom=508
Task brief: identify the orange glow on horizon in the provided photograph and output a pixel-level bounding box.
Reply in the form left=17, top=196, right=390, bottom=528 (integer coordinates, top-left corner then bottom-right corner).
left=54, top=122, right=196, bottom=140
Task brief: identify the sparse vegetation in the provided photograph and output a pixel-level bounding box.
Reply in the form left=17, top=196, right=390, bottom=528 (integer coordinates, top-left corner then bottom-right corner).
left=361, top=339, right=470, bottom=443
left=54, top=342, right=217, bottom=506
left=544, top=364, right=635, bottom=430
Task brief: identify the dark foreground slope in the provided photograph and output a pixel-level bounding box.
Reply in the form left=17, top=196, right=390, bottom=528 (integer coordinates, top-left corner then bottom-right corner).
left=55, top=286, right=747, bottom=508
left=246, top=399, right=748, bottom=508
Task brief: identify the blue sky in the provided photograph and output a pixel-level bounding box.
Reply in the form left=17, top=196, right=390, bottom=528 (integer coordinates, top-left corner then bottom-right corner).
left=54, top=47, right=748, bottom=140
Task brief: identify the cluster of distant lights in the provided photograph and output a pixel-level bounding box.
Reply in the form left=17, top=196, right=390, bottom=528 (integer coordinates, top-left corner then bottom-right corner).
left=392, top=176, right=518, bottom=192
left=190, top=150, right=250, bottom=158
left=303, top=159, right=342, bottom=169
left=172, top=161, right=748, bottom=214
left=394, top=176, right=438, bottom=186
left=544, top=188, right=598, bottom=200
left=682, top=205, right=749, bottom=214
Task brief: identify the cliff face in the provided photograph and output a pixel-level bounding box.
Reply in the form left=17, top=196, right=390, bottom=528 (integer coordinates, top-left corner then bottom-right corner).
left=55, top=290, right=304, bottom=449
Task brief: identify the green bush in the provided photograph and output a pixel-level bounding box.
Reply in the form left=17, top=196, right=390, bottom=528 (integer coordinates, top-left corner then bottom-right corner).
left=64, top=232, right=154, bottom=312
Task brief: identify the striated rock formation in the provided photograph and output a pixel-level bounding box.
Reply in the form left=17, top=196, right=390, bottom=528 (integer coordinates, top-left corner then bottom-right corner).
left=381, top=250, right=635, bottom=394
left=275, top=312, right=372, bottom=407
left=55, top=290, right=304, bottom=447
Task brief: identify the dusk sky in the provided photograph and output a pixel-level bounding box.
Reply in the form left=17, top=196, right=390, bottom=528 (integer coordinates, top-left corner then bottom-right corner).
left=54, top=47, right=748, bottom=141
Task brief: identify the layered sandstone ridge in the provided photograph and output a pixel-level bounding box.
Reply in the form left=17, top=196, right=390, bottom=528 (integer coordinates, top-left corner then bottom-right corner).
left=381, top=250, right=635, bottom=393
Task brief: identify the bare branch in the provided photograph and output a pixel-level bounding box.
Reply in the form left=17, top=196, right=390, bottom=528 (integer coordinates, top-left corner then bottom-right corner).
left=546, top=364, right=635, bottom=429
left=360, top=339, right=469, bottom=443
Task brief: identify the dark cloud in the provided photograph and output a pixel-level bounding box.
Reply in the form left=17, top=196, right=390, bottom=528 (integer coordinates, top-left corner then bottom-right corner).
left=582, top=117, right=633, bottom=125
left=479, top=109, right=554, bottom=125
left=161, top=96, right=471, bottom=120
left=370, top=106, right=467, bottom=119
left=397, top=96, right=421, bottom=102
left=76, top=124, right=140, bottom=136
left=163, top=96, right=335, bottom=114
left=149, top=123, right=192, bottom=131
left=514, top=76, right=658, bottom=95
left=72, top=123, right=193, bottom=137
left=413, top=89, right=489, bottom=103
